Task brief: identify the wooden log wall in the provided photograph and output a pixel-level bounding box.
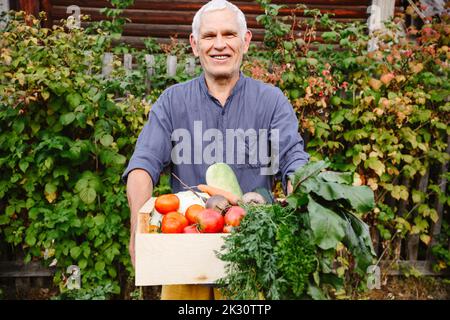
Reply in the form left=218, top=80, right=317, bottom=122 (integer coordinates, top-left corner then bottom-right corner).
left=14, top=0, right=404, bottom=48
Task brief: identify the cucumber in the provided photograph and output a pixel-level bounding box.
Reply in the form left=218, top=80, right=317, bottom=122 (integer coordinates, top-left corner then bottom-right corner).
left=205, top=163, right=243, bottom=198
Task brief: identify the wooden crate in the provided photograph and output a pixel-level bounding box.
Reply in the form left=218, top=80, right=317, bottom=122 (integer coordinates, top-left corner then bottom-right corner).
left=135, top=196, right=228, bottom=286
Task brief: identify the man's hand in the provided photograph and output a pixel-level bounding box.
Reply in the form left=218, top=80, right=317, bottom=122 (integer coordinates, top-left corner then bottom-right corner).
left=287, top=180, right=294, bottom=196
left=126, top=169, right=153, bottom=269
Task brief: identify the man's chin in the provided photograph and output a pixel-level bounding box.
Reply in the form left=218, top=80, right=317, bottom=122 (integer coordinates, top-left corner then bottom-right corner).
left=207, top=69, right=239, bottom=81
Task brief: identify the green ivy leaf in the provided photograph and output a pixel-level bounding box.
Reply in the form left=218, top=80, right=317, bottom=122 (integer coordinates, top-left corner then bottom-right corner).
left=0, top=215, right=10, bottom=225
left=66, top=93, right=82, bottom=108
left=100, top=134, right=114, bottom=147
left=79, top=187, right=96, bottom=204
left=45, top=183, right=57, bottom=194
left=365, top=157, right=385, bottom=177
left=70, top=246, right=82, bottom=259
left=95, top=261, right=105, bottom=272
left=6, top=206, right=15, bottom=216
left=25, top=233, right=36, bottom=246
left=307, top=283, right=327, bottom=300
left=108, top=266, right=117, bottom=278
left=79, top=259, right=88, bottom=269
left=391, top=185, right=409, bottom=201
left=29, top=208, right=39, bottom=220
left=19, top=160, right=29, bottom=173
left=412, top=190, right=425, bottom=203
left=13, top=120, right=25, bottom=134
left=322, top=31, right=339, bottom=42
left=60, top=112, right=76, bottom=126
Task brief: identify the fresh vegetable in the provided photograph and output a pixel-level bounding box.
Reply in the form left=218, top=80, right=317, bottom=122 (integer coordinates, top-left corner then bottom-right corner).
left=197, top=209, right=225, bottom=233
left=253, top=187, right=274, bottom=204
left=217, top=160, right=376, bottom=300
left=242, top=192, right=266, bottom=205
left=205, top=163, right=243, bottom=198
left=218, top=204, right=316, bottom=299
left=161, top=212, right=188, bottom=233
left=185, top=204, right=205, bottom=224
left=155, top=194, right=180, bottom=215
left=224, top=206, right=246, bottom=227
left=148, top=210, right=163, bottom=233
left=183, top=225, right=200, bottom=233
left=176, top=190, right=208, bottom=214
left=198, top=184, right=240, bottom=205
left=205, top=195, right=230, bottom=214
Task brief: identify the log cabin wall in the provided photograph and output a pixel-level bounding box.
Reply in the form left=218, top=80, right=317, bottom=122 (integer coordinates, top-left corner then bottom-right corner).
left=11, top=0, right=405, bottom=48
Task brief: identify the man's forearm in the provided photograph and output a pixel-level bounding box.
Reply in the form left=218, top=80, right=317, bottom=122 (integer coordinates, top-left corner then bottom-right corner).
left=127, top=169, right=153, bottom=234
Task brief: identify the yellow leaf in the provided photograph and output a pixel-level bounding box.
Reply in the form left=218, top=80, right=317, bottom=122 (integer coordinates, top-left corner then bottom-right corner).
left=367, top=178, right=378, bottom=191
left=391, top=185, right=402, bottom=200
left=336, top=242, right=345, bottom=252
left=438, top=261, right=447, bottom=270
left=429, top=209, right=439, bottom=223
left=420, top=234, right=431, bottom=245
left=45, top=191, right=57, bottom=203
left=369, top=78, right=382, bottom=91
left=395, top=217, right=411, bottom=231
left=411, top=225, right=421, bottom=234
left=2, top=54, right=12, bottom=66
left=400, top=188, right=409, bottom=201
left=336, top=266, right=346, bottom=277
left=395, top=75, right=406, bottom=82
left=353, top=173, right=363, bottom=186
left=41, top=91, right=50, bottom=101
left=410, top=62, right=424, bottom=74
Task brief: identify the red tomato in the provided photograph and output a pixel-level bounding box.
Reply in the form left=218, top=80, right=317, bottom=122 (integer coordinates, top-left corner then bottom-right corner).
left=155, top=194, right=180, bottom=214
left=183, top=224, right=200, bottom=233
left=224, top=206, right=246, bottom=227
left=197, top=209, right=224, bottom=233
left=185, top=204, right=205, bottom=224
left=161, top=212, right=188, bottom=233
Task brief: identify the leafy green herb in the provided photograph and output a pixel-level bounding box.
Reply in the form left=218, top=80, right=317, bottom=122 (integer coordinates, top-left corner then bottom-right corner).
left=218, top=161, right=376, bottom=299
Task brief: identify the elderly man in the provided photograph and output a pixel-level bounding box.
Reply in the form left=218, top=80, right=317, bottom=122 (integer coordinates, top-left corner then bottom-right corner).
left=123, top=0, right=309, bottom=300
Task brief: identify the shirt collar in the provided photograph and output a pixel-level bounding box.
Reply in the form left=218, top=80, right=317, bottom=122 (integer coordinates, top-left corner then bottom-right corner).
left=199, top=71, right=246, bottom=100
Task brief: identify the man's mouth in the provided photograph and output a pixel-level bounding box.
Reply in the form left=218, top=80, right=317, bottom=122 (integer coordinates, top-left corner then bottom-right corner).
left=210, top=54, right=231, bottom=61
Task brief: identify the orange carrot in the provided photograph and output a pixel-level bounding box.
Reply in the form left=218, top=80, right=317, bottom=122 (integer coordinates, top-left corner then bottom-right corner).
left=197, top=184, right=241, bottom=205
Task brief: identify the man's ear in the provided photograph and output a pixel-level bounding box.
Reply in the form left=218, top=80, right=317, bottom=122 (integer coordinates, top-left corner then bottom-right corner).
left=190, top=34, right=199, bottom=57
left=242, top=30, right=252, bottom=54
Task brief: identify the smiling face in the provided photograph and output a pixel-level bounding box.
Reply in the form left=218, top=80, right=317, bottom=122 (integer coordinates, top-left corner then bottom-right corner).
left=190, top=8, right=252, bottom=82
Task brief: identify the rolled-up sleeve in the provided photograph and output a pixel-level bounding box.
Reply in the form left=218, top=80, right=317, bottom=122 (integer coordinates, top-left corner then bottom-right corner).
left=122, top=92, right=172, bottom=185
left=270, top=90, right=309, bottom=192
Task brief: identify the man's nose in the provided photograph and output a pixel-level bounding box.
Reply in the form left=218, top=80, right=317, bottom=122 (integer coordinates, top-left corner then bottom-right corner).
left=213, top=35, right=226, bottom=50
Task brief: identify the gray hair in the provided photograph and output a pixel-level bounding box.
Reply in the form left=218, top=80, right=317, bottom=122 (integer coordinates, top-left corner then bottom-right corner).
left=191, top=0, right=248, bottom=41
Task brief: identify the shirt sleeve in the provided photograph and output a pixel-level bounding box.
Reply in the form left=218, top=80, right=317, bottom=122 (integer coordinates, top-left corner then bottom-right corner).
left=122, top=92, right=172, bottom=186
left=270, top=89, right=309, bottom=193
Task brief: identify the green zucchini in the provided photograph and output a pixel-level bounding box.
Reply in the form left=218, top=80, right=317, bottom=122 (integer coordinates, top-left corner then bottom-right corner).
left=205, top=163, right=243, bottom=198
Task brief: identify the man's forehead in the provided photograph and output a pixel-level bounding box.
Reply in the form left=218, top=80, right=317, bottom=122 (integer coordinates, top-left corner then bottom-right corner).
left=199, top=8, right=240, bottom=32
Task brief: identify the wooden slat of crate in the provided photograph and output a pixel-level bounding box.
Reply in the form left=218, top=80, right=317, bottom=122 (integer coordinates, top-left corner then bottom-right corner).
left=135, top=232, right=227, bottom=285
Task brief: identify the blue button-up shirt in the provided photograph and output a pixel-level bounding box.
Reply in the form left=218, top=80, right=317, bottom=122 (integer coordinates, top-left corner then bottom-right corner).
left=122, top=72, right=309, bottom=194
